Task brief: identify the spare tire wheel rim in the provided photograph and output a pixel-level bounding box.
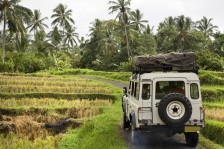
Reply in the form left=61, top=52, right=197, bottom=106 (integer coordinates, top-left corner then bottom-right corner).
left=166, top=101, right=185, bottom=120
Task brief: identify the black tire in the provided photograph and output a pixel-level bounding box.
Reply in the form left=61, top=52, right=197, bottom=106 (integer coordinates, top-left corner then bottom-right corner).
left=184, top=132, right=199, bottom=147
left=122, top=112, right=130, bottom=129
left=158, top=93, right=192, bottom=126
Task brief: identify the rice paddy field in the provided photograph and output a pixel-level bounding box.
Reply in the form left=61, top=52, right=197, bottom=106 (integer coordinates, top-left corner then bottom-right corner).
left=187, top=70, right=224, bottom=148
left=0, top=73, right=116, bottom=148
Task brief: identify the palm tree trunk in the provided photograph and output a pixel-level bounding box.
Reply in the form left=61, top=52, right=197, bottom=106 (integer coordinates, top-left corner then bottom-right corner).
left=124, top=24, right=132, bottom=58
left=2, top=13, right=6, bottom=63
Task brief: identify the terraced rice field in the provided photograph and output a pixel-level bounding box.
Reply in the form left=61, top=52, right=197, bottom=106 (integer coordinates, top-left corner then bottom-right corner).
left=0, top=74, right=114, bottom=148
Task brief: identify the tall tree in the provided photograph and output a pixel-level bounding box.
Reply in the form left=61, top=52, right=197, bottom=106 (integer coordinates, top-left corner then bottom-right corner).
left=0, top=0, right=32, bottom=63
left=108, top=0, right=132, bottom=57
left=196, top=16, right=218, bottom=40
left=64, top=26, right=79, bottom=50
left=27, top=9, right=48, bottom=36
left=130, top=9, right=148, bottom=33
left=47, top=26, right=62, bottom=51
left=51, top=4, right=74, bottom=35
left=158, top=16, right=175, bottom=30
left=89, top=19, right=103, bottom=39
left=175, top=15, right=193, bottom=51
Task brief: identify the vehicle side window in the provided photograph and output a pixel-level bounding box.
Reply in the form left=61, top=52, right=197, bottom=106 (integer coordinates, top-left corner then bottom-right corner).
left=142, top=84, right=150, bottom=100
left=134, top=82, right=140, bottom=100
left=190, top=83, right=199, bottom=99
left=131, top=81, right=135, bottom=96
left=128, top=81, right=131, bottom=94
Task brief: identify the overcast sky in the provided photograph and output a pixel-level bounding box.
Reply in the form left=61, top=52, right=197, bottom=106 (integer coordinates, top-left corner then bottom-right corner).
left=20, top=0, right=224, bottom=38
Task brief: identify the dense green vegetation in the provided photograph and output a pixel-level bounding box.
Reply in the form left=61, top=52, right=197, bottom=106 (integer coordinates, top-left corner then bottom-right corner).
left=0, top=0, right=224, bottom=73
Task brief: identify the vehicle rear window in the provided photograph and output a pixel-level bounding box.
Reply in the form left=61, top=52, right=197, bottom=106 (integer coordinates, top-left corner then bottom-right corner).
left=156, top=81, right=185, bottom=99
left=190, top=83, right=199, bottom=99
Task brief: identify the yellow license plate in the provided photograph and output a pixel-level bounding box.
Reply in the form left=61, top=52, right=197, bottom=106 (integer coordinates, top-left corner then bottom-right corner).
left=185, top=126, right=201, bottom=132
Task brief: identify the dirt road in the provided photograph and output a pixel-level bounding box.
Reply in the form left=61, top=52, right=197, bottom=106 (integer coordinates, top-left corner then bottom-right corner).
left=80, top=76, right=198, bottom=149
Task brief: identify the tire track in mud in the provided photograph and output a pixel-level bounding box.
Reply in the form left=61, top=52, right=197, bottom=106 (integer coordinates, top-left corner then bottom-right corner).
left=79, top=76, right=198, bottom=149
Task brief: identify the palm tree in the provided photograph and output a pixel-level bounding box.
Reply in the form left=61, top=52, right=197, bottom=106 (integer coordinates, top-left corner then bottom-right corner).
left=108, top=0, right=132, bottom=57
left=89, top=19, right=103, bottom=39
left=47, top=26, right=63, bottom=51
left=175, top=15, right=193, bottom=51
left=51, top=4, right=74, bottom=35
left=130, top=9, right=148, bottom=33
left=196, top=16, right=218, bottom=40
left=143, top=24, right=154, bottom=35
left=27, top=9, right=48, bottom=36
left=158, top=16, right=175, bottom=31
left=64, top=26, right=79, bottom=50
left=0, top=0, right=32, bottom=63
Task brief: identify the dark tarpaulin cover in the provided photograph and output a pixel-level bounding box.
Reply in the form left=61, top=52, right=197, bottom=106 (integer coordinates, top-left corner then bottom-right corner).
left=133, top=52, right=196, bottom=67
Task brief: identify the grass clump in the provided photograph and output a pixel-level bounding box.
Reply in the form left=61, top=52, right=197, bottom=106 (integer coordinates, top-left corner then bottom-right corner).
left=201, top=86, right=224, bottom=102
left=202, top=119, right=224, bottom=146
left=199, top=135, right=224, bottom=149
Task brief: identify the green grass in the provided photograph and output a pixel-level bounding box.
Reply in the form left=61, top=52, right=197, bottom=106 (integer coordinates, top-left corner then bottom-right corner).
left=201, top=86, right=224, bottom=102
left=202, top=119, right=224, bottom=146
left=58, top=92, right=127, bottom=149
left=199, top=135, right=224, bottom=149
left=47, top=69, right=131, bottom=82
left=203, top=102, right=224, bottom=109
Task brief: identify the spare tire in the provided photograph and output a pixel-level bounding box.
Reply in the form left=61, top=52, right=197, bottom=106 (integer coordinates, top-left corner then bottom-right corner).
left=158, top=93, right=192, bottom=126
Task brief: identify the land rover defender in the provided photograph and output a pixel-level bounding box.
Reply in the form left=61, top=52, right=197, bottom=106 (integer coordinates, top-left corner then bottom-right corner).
left=122, top=52, right=204, bottom=147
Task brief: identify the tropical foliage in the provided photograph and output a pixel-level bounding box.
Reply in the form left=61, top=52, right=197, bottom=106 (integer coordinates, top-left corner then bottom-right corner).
left=0, top=0, right=224, bottom=72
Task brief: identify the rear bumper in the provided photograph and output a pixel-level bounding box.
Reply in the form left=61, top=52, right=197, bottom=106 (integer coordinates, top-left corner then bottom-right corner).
left=138, top=125, right=202, bottom=133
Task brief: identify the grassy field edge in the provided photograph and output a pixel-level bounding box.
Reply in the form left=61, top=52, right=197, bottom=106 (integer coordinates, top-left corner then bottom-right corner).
left=57, top=86, right=127, bottom=149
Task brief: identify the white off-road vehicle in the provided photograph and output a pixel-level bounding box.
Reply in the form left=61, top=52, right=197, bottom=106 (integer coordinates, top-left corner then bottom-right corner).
left=122, top=52, right=204, bottom=147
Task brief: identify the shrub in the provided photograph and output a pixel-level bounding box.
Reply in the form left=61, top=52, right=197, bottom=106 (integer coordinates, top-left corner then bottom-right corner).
left=200, top=73, right=224, bottom=85
left=0, top=62, right=14, bottom=72
left=196, top=50, right=223, bottom=71
left=6, top=51, right=47, bottom=73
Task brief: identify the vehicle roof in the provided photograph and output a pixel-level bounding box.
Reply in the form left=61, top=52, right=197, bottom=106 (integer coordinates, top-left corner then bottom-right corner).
left=134, top=72, right=199, bottom=81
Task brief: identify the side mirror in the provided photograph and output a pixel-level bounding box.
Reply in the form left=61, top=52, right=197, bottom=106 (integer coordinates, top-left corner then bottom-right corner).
left=123, top=87, right=127, bottom=95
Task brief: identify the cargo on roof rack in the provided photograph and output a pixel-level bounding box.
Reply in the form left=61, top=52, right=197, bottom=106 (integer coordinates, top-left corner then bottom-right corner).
left=133, top=52, right=198, bottom=74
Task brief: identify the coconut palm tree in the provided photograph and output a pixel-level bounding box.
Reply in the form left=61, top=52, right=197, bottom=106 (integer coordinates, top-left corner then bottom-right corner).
left=89, top=19, right=103, bottom=39
left=51, top=4, right=74, bottom=35
left=108, top=0, right=132, bottom=57
left=143, top=24, right=154, bottom=35
left=64, top=26, right=79, bottom=50
left=196, top=16, right=218, bottom=40
left=27, top=9, right=48, bottom=36
left=47, top=26, right=63, bottom=51
left=130, top=9, right=148, bottom=33
left=175, top=15, right=193, bottom=51
left=0, top=0, right=32, bottom=63
left=158, top=16, right=175, bottom=31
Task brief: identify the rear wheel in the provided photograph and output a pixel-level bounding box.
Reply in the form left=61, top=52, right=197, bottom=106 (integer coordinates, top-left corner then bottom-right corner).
left=122, top=112, right=130, bottom=129
left=184, top=132, right=199, bottom=147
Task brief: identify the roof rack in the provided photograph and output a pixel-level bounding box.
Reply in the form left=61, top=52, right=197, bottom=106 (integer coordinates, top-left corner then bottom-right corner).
left=133, top=52, right=199, bottom=74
